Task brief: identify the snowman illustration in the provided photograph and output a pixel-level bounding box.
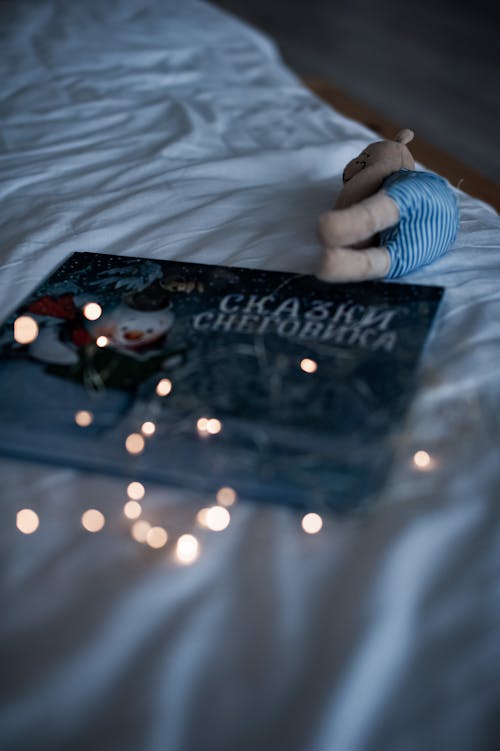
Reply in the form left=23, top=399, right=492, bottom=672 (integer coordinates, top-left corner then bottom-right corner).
left=90, top=283, right=176, bottom=358
left=27, top=281, right=185, bottom=390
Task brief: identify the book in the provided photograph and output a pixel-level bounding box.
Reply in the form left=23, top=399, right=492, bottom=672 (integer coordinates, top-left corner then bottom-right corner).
left=0, top=251, right=443, bottom=511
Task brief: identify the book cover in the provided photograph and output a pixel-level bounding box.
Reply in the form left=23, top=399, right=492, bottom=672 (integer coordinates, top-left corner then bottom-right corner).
left=0, top=252, right=443, bottom=511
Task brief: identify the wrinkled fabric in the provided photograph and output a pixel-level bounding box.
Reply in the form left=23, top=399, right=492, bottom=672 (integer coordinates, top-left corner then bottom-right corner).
left=1, top=2, right=500, bottom=751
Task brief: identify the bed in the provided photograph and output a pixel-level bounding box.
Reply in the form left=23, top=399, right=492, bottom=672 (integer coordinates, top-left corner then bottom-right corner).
left=1, top=1, right=499, bottom=749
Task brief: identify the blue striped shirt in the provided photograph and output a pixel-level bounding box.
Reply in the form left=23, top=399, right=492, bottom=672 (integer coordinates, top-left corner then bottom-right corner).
left=379, top=170, right=459, bottom=278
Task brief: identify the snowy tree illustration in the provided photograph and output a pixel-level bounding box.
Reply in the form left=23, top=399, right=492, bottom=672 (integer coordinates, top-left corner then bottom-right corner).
left=94, top=261, right=164, bottom=292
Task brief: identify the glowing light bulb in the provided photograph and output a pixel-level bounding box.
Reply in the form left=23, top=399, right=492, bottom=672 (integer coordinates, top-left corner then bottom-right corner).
left=176, top=534, right=200, bottom=564
left=197, top=417, right=208, bottom=435
left=14, top=316, right=39, bottom=344
left=131, top=519, right=151, bottom=543
left=301, top=512, right=323, bottom=534
left=127, top=481, right=145, bottom=500
left=16, top=508, right=39, bottom=534
left=156, top=378, right=172, bottom=397
left=74, top=410, right=93, bottom=427
left=196, top=508, right=209, bottom=527
left=300, top=358, right=318, bottom=374
left=206, top=418, right=222, bottom=435
left=124, top=500, right=142, bottom=520
left=216, top=486, right=237, bottom=506
left=81, top=509, right=105, bottom=533
left=141, top=421, right=156, bottom=436
left=204, top=506, right=230, bottom=531
left=413, top=450, right=432, bottom=470
left=96, top=335, right=108, bottom=348
left=125, top=433, right=145, bottom=455
left=83, top=302, right=102, bottom=321
left=146, top=526, right=168, bottom=549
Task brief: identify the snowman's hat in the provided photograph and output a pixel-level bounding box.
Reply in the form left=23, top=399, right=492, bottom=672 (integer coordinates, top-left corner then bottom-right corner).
left=123, top=281, right=172, bottom=311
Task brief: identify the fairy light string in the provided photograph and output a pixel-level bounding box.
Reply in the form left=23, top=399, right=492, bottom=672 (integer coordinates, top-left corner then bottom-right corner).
left=6, top=257, right=441, bottom=551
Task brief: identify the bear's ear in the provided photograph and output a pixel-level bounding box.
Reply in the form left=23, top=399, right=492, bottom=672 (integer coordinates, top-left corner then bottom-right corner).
left=394, top=129, right=414, bottom=145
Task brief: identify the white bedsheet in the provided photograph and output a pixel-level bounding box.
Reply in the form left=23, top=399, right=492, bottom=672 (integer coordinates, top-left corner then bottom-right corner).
left=1, top=2, right=499, bottom=749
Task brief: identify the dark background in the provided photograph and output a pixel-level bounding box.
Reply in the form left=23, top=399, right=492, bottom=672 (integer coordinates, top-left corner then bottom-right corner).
left=213, top=0, right=500, bottom=183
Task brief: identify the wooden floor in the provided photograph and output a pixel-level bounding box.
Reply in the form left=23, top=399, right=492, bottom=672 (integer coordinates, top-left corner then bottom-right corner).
left=213, top=0, right=500, bottom=207
left=304, top=77, right=500, bottom=211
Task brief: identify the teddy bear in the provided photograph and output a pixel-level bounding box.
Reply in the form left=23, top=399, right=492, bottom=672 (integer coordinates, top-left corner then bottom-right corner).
left=317, top=129, right=459, bottom=281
